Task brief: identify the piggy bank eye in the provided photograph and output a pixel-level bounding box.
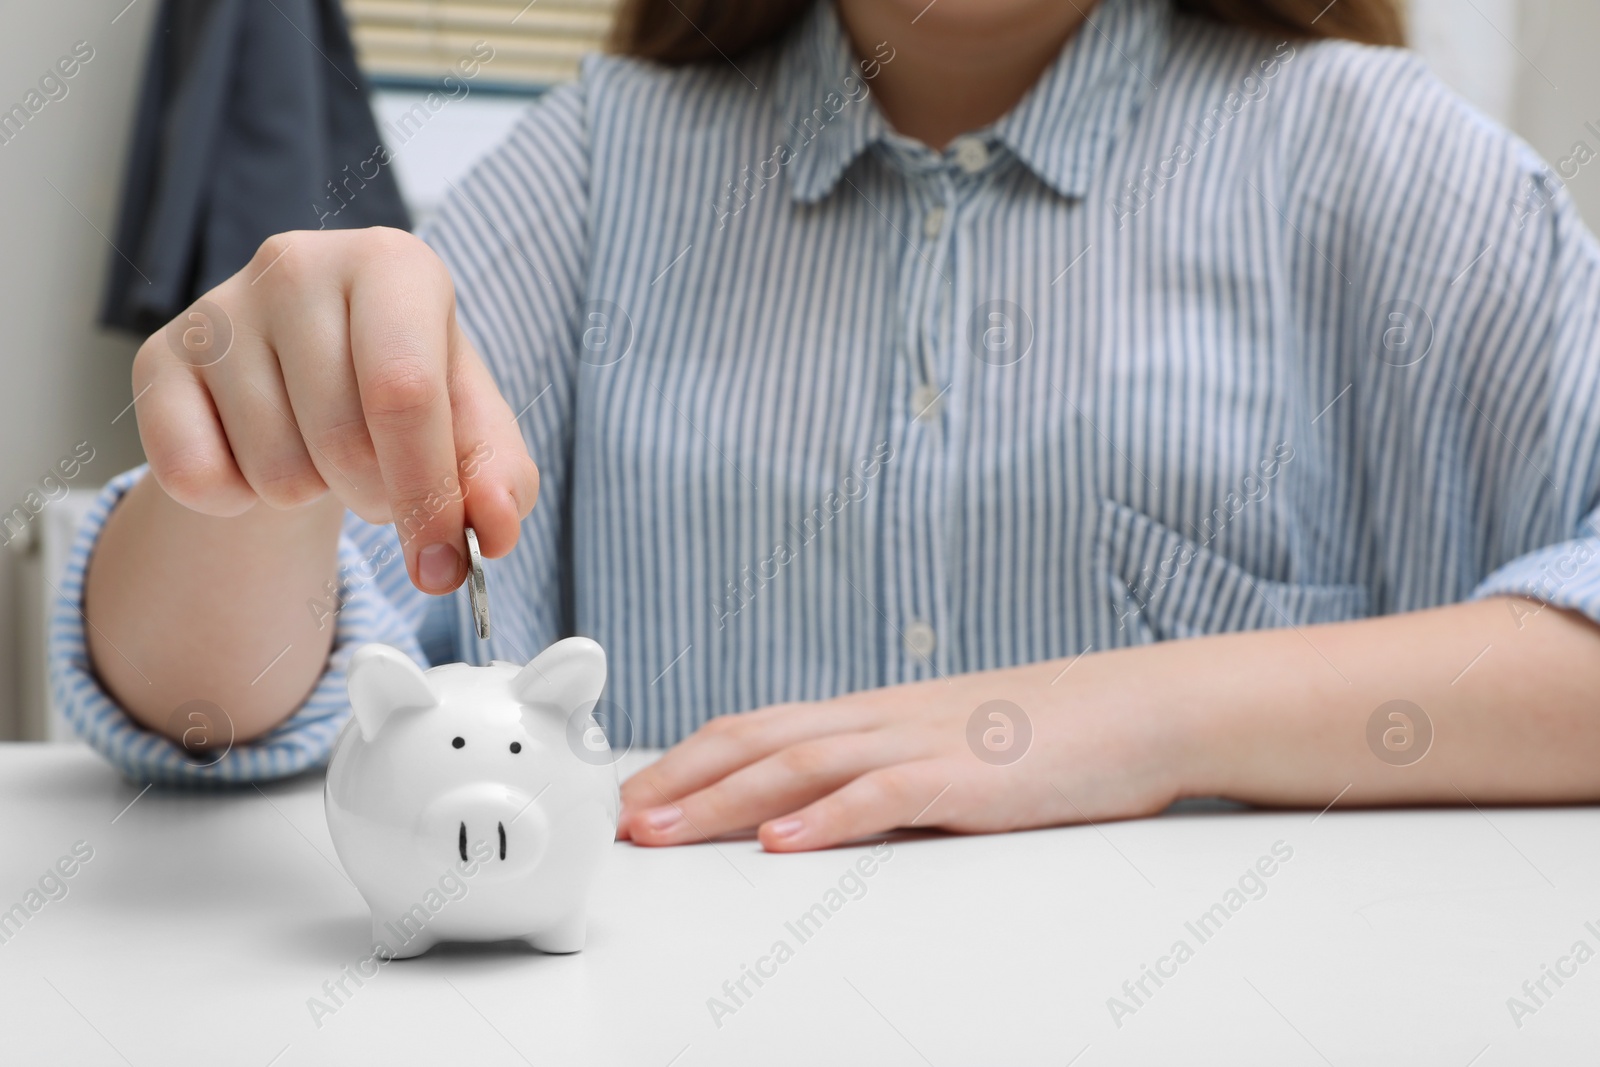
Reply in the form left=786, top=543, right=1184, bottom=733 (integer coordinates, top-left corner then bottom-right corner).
left=451, top=736, right=465, bottom=749
left=509, top=742, right=522, bottom=754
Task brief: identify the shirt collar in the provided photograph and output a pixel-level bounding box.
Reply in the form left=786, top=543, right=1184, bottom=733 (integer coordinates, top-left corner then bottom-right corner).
left=772, top=0, right=1173, bottom=203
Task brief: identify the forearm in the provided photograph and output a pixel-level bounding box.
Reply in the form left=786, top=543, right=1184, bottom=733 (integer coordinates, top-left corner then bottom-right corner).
left=1159, top=597, right=1600, bottom=806
left=620, top=592, right=1600, bottom=851
left=83, top=471, right=345, bottom=744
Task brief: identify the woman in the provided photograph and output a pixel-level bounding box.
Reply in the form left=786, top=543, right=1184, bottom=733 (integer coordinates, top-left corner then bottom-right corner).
left=57, top=0, right=1600, bottom=851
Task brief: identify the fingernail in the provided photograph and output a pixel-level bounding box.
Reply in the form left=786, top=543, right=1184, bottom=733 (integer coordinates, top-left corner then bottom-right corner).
left=642, top=806, right=681, bottom=832
left=767, top=817, right=804, bottom=839
left=418, top=543, right=461, bottom=591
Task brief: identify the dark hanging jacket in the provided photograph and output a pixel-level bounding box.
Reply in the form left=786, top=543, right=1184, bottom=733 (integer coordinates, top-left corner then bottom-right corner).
left=101, top=0, right=409, bottom=335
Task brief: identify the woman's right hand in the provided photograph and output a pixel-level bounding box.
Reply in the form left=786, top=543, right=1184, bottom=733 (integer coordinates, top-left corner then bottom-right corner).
left=130, top=226, right=541, bottom=594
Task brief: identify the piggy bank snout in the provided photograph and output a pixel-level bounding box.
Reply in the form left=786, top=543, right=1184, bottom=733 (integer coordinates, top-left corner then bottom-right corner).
left=419, top=784, right=549, bottom=877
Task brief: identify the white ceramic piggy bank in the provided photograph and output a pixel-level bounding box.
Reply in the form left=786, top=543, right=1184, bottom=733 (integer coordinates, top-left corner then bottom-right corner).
left=325, top=638, right=617, bottom=958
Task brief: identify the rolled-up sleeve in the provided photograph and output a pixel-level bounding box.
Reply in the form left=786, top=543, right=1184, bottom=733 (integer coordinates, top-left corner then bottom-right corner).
left=47, top=467, right=428, bottom=785
left=1473, top=531, right=1600, bottom=623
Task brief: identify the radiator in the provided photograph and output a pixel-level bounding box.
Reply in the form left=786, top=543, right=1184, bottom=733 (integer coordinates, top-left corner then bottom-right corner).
left=13, top=488, right=100, bottom=741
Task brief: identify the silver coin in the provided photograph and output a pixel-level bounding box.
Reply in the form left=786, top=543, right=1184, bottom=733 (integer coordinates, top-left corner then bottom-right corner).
left=464, top=527, right=490, bottom=640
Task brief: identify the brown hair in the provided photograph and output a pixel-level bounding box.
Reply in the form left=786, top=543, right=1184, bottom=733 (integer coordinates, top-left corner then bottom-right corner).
left=608, top=0, right=1405, bottom=64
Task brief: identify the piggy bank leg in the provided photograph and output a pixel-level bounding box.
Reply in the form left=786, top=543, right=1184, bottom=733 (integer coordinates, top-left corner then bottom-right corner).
left=526, top=912, right=587, bottom=954
left=374, top=918, right=436, bottom=960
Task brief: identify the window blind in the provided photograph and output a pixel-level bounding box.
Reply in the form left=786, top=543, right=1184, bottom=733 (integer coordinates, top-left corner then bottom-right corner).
left=344, top=0, right=620, bottom=89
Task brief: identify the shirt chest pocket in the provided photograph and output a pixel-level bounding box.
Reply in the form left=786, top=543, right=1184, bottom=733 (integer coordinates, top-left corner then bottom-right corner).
left=1098, top=499, right=1370, bottom=644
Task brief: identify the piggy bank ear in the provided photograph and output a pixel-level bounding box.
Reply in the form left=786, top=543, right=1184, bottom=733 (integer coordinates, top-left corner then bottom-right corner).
left=512, top=637, right=607, bottom=715
left=347, top=644, right=438, bottom=742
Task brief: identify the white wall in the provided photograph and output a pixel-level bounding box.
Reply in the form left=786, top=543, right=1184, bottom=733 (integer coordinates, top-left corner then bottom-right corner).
left=1409, top=0, right=1600, bottom=229
left=1410, top=0, right=1521, bottom=126
left=1511, top=0, right=1600, bottom=228
left=0, top=0, right=153, bottom=738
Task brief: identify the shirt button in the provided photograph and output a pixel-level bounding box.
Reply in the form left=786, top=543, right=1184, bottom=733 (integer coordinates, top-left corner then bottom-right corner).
left=910, top=382, right=941, bottom=421
left=951, top=136, right=989, bottom=174
left=903, top=620, right=937, bottom=660
left=922, top=205, right=946, bottom=239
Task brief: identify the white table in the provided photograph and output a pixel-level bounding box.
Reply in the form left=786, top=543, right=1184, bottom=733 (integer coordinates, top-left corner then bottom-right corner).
left=1, top=743, right=1595, bottom=1065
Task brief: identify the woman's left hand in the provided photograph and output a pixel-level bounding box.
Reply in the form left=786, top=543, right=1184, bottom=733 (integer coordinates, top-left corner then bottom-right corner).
left=617, top=651, right=1196, bottom=852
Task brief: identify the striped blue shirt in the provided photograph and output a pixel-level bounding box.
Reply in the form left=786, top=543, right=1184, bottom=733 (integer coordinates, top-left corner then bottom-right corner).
left=50, top=0, right=1600, bottom=783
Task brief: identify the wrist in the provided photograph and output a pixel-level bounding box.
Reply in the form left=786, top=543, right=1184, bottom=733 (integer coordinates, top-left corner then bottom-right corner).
left=1093, top=630, right=1317, bottom=803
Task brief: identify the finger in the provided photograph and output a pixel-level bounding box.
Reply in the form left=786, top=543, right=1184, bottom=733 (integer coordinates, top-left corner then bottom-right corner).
left=757, top=759, right=954, bottom=853
left=447, top=327, right=540, bottom=560
left=205, top=337, right=329, bottom=511
left=132, top=339, right=255, bottom=517
left=271, top=277, right=388, bottom=523
left=348, top=235, right=463, bottom=593
left=619, top=701, right=884, bottom=818
left=627, top=730, right=923, bottom=847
